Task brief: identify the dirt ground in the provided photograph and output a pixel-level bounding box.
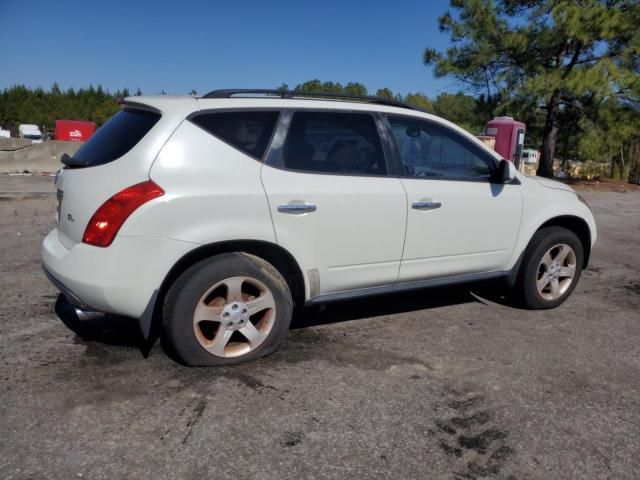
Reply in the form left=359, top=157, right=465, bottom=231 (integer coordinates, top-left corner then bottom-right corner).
left=1, top=176, right=639, bottom=480
left=564, top=177, right=640, bottom=193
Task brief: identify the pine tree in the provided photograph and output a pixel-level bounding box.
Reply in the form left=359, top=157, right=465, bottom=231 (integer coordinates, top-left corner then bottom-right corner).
left=424, top=0, right=640, bottom=177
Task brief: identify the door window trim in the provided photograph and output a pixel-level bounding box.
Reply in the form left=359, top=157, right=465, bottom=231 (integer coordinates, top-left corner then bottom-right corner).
left=264, top=108, right=393, bottom=178
left=381, top=113, right=508, bottom=184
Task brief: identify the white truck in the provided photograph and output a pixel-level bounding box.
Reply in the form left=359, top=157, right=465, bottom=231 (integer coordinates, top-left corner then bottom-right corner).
left=18, top=124, right=44, bottom=143
left=522, top=148, right=540, bottom=164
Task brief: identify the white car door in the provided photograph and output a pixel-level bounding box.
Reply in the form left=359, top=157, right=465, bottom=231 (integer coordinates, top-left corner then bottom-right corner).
left=384, top=115, right=523, bottom=282
left=261, top=110, right=407, bottom=297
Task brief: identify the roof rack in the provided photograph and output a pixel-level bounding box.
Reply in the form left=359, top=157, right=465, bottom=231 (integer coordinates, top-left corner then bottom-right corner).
left=201, top=89, right=418, bottom=111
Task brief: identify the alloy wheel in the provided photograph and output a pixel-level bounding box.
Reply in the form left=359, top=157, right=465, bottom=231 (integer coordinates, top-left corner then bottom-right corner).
left=536, top=243, right=577, bottom=301
left=192, top=276, right=276, bottom=357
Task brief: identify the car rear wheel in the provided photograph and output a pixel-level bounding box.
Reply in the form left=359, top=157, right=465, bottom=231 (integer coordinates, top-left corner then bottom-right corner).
left=163, top=253, right=293, bottom=366
left=516, top=226, right=584, bottom=309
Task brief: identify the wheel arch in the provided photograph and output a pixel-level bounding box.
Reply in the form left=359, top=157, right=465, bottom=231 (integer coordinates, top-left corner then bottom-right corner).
left=505, top=214, right=592, bottom=289
left=155, top=240, right=307, bottom=316
left=535, top=215, right=592, bottom=268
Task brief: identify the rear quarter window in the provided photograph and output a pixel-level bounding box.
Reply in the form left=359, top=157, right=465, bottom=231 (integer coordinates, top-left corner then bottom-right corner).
left=72, top=108, right=161, bottom=167
left=190, top=111, right=280, bottom=160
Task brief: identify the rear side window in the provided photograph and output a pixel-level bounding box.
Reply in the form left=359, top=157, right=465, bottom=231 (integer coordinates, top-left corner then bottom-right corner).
left=280, top=111, right=387, bottom=176
left=191, top=111, right=280, bottom=160
left=73, top=109, right=160, bottom=167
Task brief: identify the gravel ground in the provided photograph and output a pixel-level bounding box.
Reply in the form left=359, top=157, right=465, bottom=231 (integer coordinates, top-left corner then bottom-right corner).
left=1, top=176, right=639, bottom=480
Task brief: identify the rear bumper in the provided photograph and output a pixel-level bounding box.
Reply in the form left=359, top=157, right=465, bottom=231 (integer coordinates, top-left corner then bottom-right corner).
left=41, top=229, right=196, bottom=319
left=44, top=265, right=97, bottom=311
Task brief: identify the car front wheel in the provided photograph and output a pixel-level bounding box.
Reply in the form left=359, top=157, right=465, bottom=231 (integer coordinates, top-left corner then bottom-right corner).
left=516, top=226, right=584, bottom=309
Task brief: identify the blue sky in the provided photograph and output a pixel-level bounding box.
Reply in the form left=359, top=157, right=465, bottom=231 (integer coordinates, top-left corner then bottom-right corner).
left=0, top=0, right=459, bottom=97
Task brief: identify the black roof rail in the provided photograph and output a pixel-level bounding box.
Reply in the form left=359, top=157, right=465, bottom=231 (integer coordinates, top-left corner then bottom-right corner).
left=201, top=89, right=419, bottom=111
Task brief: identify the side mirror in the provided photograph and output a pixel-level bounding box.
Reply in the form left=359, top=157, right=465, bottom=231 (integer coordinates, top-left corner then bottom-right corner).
left=498, top=159, right=517, bottom=183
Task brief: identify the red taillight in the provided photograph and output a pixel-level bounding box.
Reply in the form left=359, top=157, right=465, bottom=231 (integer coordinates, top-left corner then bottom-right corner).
left=82, top=180, right=164, bottom=247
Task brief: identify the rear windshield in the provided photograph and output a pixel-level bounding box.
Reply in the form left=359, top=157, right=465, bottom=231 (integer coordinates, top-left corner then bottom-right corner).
left=72, top=108, right=160, bottom=167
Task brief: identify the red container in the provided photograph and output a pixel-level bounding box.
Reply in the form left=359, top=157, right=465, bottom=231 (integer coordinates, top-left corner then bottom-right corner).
left=484, top=117, right=526, bottom=167
left=55, top=120, right=97, bottom=142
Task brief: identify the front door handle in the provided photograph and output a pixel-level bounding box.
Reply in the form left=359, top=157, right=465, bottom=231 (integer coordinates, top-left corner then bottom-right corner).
left=412, top=201, right=442, bottom=211
left=278, top=203, right=317, bottom=214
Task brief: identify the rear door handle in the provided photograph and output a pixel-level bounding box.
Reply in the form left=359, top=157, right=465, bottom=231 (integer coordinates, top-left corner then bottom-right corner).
left=412, top=201, right=442, bottom=211
left=277, top=203, right=317, bottom=214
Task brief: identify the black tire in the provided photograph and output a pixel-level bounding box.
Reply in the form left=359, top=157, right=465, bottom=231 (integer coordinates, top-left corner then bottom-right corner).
left=516, top=226, right=584, bottom=310
left=163, top=252, right=293, bottom=366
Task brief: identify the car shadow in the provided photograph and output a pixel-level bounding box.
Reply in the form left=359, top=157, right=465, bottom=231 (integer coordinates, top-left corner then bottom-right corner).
left=55, top=294, right=147, bottom=350
left=54, top=281, right=513, bottom=358
left=291, top=284, right=484, bottom=329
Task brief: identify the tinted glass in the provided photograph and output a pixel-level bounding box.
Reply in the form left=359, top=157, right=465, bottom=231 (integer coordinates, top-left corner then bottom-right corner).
left=191, top=111, right=280, bottom=159
left=387, top=116, right=496, bottom=181
left=73, top=109, right=160, bottom=167
left=281, top=111, right=386, bottom=175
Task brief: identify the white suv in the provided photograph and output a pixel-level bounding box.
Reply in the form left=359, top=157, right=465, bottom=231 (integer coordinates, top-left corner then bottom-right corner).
left=42, top=89, right=597, bottom=366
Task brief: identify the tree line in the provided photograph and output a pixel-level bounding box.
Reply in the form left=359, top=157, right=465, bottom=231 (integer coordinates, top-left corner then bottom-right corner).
left=0, top=81, right=492, bottom=135
left=1, top=74, right=638, bottom=183
left=0, top=83, right=143, bottom=135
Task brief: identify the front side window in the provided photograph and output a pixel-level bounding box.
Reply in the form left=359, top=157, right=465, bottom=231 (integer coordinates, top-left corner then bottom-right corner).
left=387, top=116, right=496, bottom=181
left=191, top=111, right=280, bottom=160
left=279, top=111, right=387, bottom=176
